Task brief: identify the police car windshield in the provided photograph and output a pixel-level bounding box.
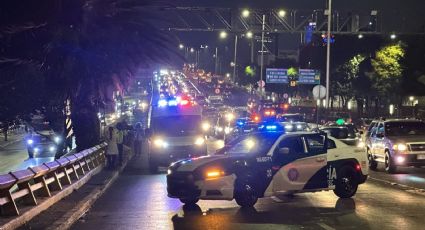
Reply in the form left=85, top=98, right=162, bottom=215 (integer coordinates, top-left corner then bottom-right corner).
left=279, top=115, right=304, bottom=122
left=385, top=122, right=425, bottom=136
left=152, top=115, right=201, bottom=136
left=321, top=127, right=355, bottom=139
left=225, top=132, right=281, bottom=156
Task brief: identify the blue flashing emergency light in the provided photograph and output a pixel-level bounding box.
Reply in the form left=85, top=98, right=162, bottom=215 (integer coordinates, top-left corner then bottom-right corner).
left=168, top=100, right=178, bottom=106
left=158, top=99, right=167, bottom=107
left=266, top=125, right=277, bottom=130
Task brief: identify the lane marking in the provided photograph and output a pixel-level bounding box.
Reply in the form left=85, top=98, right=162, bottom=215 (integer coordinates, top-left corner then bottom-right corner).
left=317, top=223, right=335, bottom=230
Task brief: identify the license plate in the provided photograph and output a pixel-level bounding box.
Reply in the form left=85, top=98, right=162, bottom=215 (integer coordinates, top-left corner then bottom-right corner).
left=418, top=155, right=425, bottom=160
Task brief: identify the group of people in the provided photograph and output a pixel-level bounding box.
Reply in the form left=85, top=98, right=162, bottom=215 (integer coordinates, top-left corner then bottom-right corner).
left=105, top=120, right=145, bottom=169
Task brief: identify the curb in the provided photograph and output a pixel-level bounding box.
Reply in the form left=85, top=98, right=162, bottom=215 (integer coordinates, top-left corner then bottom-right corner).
left=47, top=151, right=133, bottom=230
left=368, top=176, right=425, bottom=197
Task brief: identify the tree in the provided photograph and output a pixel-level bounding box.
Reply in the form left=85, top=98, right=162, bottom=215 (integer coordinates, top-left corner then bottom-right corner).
left=0, top=0, right=174, bottom=150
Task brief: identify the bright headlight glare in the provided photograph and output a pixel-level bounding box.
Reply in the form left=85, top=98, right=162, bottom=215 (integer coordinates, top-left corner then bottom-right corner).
left=195, top=137, right=205, bottom=145
left=27, top=139, right=34, bottom=145
left=153, top=138, right=168, bottom=148
left=167, top=169, right=172, bottom=175
left=394, top=144, right=407, bottom=151
left=54, top=136, right=61, bottom=143
left=49, top=146, right=56, bottom=152
left=206, top=170, right=225, bottom=179
left=245, top=139, right=255, bottom=149
left=201, top=122, right=210, bottom=131
left=224, top=127, right=231, bottom=134
left=34, top=147, right=39, bottom=153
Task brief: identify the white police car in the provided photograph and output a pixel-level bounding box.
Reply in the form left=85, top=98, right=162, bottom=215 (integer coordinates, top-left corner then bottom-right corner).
left=167, top=131, right=368, bottom=207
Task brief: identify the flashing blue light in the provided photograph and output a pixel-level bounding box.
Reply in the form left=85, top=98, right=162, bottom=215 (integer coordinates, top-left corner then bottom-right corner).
left=158, top=99, right=167, bottom=107
left=266, top=125, right=277, bottom=130
left=168, top=100, right=178, bottom=106
left=237, top=121, right=244, bottom=126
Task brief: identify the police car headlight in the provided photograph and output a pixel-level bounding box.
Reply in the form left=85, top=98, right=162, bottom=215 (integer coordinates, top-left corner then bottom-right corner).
left=201, top=122, right=210, bottom=131
left=153, top=138, right=168, bottom=148
left=393, top=143, right=407, bottom=151
left=34, top=147, right=40, bottom=153
left=194, top=137, right=205, bottom=146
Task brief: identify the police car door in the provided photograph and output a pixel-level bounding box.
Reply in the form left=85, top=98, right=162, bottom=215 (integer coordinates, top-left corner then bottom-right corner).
left=271, top=134, right=327, bottom=192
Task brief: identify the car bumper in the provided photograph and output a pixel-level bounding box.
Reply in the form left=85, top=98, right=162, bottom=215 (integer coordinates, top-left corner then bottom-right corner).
left=150, top=145, right=207, bottom=166
left=167, top=173, right=235, bottom=200
left=393, top=153, right=425, bottom=166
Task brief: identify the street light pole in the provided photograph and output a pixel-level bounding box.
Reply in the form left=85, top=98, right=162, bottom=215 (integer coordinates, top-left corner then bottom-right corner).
left=233, top=35, right=238, bottom=83
left=325, top=0, right=332, bottom=108
left=260, top=14, right=266, bottom=96
left=215, top=47, right=218, bottom=74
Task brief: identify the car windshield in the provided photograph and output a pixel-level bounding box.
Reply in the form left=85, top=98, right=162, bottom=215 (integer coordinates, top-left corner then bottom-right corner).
left=224, top=132, right=281, bottom=156
left=385, top=122, right=425, bottom=136
left=152, top=115, right=201, bottom=136
left=322, top=127, right=355, bottom=139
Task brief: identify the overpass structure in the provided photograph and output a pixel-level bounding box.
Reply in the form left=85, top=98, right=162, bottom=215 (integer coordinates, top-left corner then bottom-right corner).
left=153, top=6, right=425, bottom=35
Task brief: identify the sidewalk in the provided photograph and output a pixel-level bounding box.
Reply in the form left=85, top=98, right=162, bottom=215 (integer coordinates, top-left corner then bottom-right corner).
left=0, top=133, right=26, bottom=149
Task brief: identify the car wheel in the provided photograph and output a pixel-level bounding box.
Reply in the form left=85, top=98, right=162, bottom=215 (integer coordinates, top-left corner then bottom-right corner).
left=234, top=180, right=258, bottom=208
left=179, top=198, right=199, bottom=205
left=385, top=151, right=396, bottom=174
left=333, top=166, right=358, bottom=198
left=367, top=149, right=377, bottom=170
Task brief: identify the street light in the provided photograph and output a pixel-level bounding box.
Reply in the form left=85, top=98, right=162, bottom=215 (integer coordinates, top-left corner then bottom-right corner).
left=278, top=10, right=286, bottom=17
left=219, top=31, right=228, bottom=39
left=246, top=31, right=253, bottom=39
left=190, top=47, right=194, bottom=53
left=358, top=34, right=364, bottom=39
left=390, top=34, right=397, bottom=40
left=242, top=9, right=250, bottom=18
left=179, top=44, right=184, bottom=49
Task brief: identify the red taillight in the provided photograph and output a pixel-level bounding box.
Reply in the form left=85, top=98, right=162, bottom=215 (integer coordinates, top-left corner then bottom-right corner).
left=283, top=104, right=289, bottom=109
left=355, top=164, right=361, bottom=171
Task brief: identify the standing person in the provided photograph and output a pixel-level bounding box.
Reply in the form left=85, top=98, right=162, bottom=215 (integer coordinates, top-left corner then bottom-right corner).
left=134, top=122, right=144, bottom=157
left=116, top=122, right=125, bottom=165
left=106, top=127, right=118, bottom=169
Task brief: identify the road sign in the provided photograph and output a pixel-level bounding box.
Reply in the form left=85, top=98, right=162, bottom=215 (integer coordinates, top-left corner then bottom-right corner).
left=283, top=93, right=289, bottom=99
left=312, top=85, right=326, bottom=99
left=215, top=88, right=220, bottom=94
left=266, top=68, right=320, bottom=84
left=266, top=69, right=289, bottom=83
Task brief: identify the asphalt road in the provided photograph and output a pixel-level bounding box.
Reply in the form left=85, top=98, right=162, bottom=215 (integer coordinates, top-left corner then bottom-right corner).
left=71, top=152, right=425, bottom=230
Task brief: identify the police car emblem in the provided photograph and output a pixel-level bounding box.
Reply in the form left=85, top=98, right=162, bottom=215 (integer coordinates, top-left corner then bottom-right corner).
left=287, top=168, right=299, bottom=181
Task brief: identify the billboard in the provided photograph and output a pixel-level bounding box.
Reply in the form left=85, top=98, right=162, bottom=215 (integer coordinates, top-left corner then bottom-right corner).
left=266, top=68, right=320, bottom=85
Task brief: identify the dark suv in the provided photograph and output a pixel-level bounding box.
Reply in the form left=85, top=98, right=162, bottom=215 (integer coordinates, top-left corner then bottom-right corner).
left=367, top=119, right=425, bottom=173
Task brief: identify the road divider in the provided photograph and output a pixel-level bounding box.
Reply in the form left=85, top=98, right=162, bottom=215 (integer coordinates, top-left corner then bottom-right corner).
left=0, top=143, right=107, bottom=230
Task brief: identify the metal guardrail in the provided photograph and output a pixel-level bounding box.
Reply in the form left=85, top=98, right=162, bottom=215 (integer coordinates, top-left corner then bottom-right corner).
left=0, top=142, right=107, bottom=216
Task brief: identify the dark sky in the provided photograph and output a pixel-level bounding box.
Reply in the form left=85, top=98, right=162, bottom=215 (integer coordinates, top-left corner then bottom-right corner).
left=172, top=0, right=424, bottom=11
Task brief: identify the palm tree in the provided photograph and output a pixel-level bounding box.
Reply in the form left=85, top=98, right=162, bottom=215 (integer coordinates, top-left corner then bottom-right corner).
left=0, top=0, right=174, bottom=151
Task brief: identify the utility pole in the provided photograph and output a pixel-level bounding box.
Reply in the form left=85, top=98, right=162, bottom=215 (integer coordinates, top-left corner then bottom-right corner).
left=325, top=0, right=332, bottom=108
left=260, top=14, right=266, bottom=96
left=215, top=47, right=218, bottom=74
left=233, top=35, right=238, bottom=83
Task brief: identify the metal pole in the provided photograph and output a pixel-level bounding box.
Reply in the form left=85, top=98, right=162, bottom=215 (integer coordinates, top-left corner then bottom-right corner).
left=233, top=35, right=238, bottom=83
left=215, top=47, right=218, bottom=74
left=325, top=0, right=332, bottom=108
left=260, top=14, right=266, bottom=96
left=250, top=39, right=254, bottom=63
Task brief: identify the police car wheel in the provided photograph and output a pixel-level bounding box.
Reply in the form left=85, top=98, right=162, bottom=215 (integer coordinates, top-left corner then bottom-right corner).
left=333, top=166, right=358, bottom=198
left=234, top=182, right=258, bottom=207
left=384, top=151, right=396, bottom=174
left=367, top=149, right=377, bottom=170
left=179, top=198, right=199, bottom=205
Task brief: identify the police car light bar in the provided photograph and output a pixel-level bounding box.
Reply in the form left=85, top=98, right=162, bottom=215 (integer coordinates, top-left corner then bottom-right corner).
left=266, top=125, right=277, bottom=130
left=158, top=99, right=167, bottom=107
left=168, top=100, right=178, bottom=106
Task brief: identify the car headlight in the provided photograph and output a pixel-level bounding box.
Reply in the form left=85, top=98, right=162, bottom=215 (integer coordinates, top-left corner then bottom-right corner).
left=27, top=139, right=34, bottom=145
left=201, top=122, right=210, bottom=131
left=49, top=146, right=56, bottom=152
left=34, top=147, right=40, bottom=153
left=54, top=136, right=61, bottom=144
left=153, top=138, right=168, bottom=148
left=195, top=137, right=205, bottom=145
left=393, top=143, right=407, bottom=151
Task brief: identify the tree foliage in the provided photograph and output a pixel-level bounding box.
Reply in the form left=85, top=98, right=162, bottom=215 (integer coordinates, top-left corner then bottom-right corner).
left=371, top=42, right=405, bottom=79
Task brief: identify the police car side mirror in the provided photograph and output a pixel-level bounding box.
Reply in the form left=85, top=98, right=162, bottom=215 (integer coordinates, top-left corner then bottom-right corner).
left=278, top=147, right=290, bottom=155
